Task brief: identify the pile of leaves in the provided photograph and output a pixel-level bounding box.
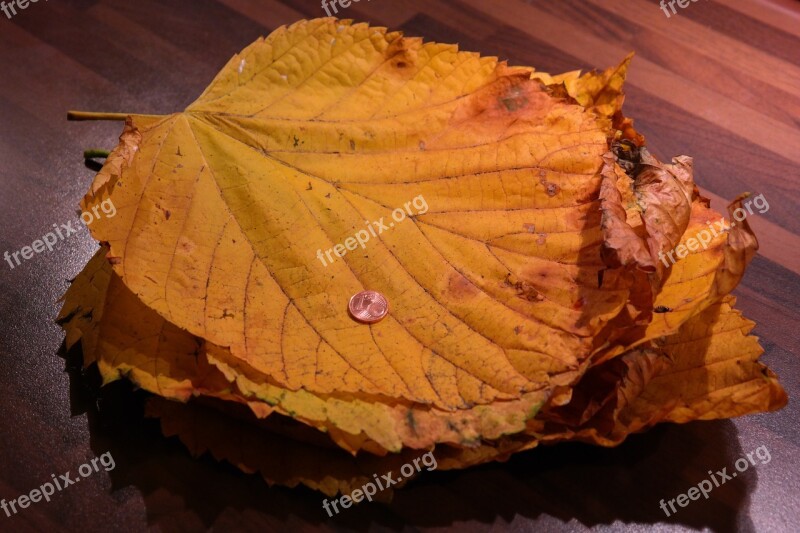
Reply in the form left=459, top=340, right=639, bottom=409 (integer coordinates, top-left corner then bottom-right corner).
left=59, top=18, right=786, bottom=497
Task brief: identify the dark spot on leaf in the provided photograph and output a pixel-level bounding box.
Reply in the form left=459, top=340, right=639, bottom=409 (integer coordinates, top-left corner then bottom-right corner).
left=447, top=272, right=479, bottom=299
left=503, top=273, right=544, bottom=302
left=540, top=177, right=561, bottom=197
left=612, top=138, right=642, bottom=177
left=499, top=85, right=527, bottom=111
left=500, top=96, right=526, bottom=111
left=406, top=410, right=417, bottom=435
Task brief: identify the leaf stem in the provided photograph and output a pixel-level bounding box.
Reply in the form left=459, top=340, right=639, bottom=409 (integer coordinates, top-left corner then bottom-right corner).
left=67, top=111, right=131, bottom=121
left=83, top=149, right=111, bottom=159
left=67, top=111, right=165, bottom=122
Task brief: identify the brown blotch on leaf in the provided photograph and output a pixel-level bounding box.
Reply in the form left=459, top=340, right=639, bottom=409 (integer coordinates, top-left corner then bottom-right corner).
left=447, top=272, right=479, bottom=299
left=177, top=237, right=196, bottom=255
left=385, top=36, right=419, bottom=76
left=452, top=74, right=549, bottom=126
left=543, top=181, right=561, bottom=197
left=499, top=85, right=528, bottom=112
left=503, top=274, right=545, bottom=302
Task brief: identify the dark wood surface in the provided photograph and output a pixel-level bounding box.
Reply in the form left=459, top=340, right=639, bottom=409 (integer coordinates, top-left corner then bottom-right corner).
left=1, top=1, right=798, bottom=532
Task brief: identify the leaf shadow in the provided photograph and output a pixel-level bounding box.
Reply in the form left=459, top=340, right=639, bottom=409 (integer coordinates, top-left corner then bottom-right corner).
left=83, top=158, right=105, bottom=173
left=380, top=421, right=758, bottom=532
left=62, top=340, right=758, bottom=533
left=62, top=341, right=326, bottom=531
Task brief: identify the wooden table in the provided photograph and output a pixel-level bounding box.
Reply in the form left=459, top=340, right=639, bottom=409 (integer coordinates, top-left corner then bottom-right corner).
left=0, top=1, right=797, bottom=531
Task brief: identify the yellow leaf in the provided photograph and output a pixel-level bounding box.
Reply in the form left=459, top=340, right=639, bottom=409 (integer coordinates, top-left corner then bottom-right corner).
left=61, top=19, right=785, bottom=490
left=60, top=249, right=548, bottom=454
left=81, top=19, right=651, bottom=410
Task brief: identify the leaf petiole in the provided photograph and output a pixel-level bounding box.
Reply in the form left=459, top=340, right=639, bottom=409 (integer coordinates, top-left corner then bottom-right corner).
left=83, top=149, right=111, bottom=159
left=68, top=111, right=130, bottom=121
left=67, top=110, right=164, bottom=122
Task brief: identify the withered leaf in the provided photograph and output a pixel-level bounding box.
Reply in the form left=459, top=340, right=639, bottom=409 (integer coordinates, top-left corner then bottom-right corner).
left=61, top=18, right=785, bottom=493
left=80, top=19, right=663, bottom=411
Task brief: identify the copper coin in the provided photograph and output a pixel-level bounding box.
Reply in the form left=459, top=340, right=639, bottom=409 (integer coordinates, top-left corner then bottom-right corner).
left=348, top=290, right=389, bottom=324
